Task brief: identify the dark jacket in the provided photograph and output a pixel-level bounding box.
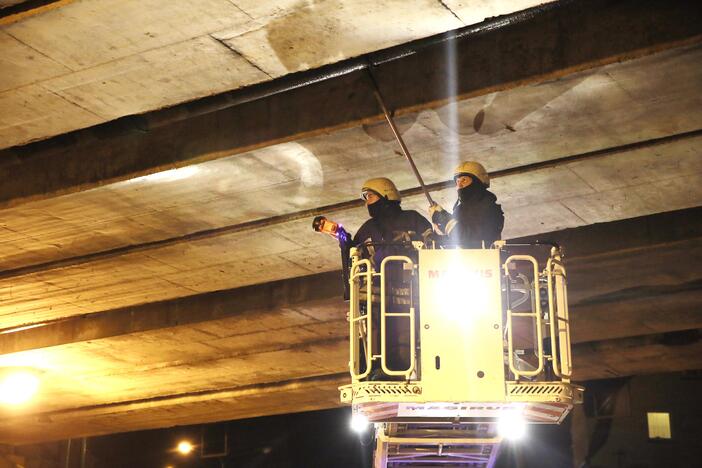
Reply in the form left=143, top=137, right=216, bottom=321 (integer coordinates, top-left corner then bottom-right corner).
left=433, top=185, right=504, bottom=248
left=353, top=204, right=432, bottom=267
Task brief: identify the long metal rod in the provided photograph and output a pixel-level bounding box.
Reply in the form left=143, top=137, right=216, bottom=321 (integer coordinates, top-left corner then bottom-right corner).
left=366, top=65, right=434, bottom=206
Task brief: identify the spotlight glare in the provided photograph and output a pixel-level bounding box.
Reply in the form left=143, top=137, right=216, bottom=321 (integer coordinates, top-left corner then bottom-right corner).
left=176, top=440, right=194, bottom=455
left=350, top=413, right=369, bottom=433
left=498, top=411, right=527, bottom=441
left=0, top=370, right=40, bottom=404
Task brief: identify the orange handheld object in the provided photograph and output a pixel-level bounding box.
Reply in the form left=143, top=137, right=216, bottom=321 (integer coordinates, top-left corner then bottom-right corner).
left=312, top=216, right=340, bottom=237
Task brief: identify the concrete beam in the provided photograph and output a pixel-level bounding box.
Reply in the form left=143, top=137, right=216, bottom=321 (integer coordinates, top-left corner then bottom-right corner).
left=2, top=206, right=700, bottom=354
left=0, top=373, right=348, bottom=445
left=570, top=284, right=702, bottom=344
left=2, top=330, right=701, bottom=445
left=0, top=270, right=345, bottom=354
left=1, top=0, right=700, bottom=208
left=572, top=329, right=702, bottom=380
left=3, top=128, right=699, bottom=283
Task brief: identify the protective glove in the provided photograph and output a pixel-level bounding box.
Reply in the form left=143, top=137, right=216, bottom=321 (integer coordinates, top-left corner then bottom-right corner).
left=429, top=203, right=451, bottom=227
left=422, top=229, right=443, bottom=247
left=428, top=202, right=444, bottom=217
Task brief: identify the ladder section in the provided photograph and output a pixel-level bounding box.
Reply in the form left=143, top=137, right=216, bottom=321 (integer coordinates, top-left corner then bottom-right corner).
left=374, top=422, right=501, bottom=468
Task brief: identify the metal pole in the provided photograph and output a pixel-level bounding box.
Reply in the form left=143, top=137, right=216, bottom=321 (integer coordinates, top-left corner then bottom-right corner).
left=366, top=65, right=434, bottom=206
left=80, top=438, right=87, bottom=468
left=64, top=439, right=72, bottom=468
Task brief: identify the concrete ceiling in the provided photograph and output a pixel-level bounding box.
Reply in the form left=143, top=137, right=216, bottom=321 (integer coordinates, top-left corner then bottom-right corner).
left=0, top=0, right=701, bottom=445
left=0, top=0, right=551, bottom=149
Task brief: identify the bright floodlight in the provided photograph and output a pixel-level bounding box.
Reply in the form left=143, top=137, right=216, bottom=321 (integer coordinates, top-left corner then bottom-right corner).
left=498, top=412, right=527, bottom=440
left=350, top=413, right=369, bottom=433
left=177, top=440, right=194, bottom=455
left=0, top=370, right=39, bottom=404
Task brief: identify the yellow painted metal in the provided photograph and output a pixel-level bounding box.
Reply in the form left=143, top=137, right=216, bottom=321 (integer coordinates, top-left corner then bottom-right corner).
left=417, top=249, right=505, bottom=402
left=380, top=255, right=416, bottom=377
left=349, top=254, right=373, bottom=381
left=341, top=243, right=583, bottom=434
left=546, top=252, right=572, bottom=381
left=503, top=255, right=544, bottom=379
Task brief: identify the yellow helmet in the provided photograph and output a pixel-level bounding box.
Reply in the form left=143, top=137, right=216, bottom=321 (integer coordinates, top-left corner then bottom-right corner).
left=453, top=161, right=490, bottom=187
left=361, top=177, right=401, bottom=201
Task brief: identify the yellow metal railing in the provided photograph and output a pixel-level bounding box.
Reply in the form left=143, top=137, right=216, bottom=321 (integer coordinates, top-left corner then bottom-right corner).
left=348, top=251, right=417, bottom=381
left=546, top=249, right=572, bottom=381
left=380, top=256, right=416, bottom=378
left=503, top=248, right=573, bottom=382
left=349, top=245, right=573, bottom=384
left=504, top=255, right=544, bottom=379
left=349, top=256, right=373, bottom=381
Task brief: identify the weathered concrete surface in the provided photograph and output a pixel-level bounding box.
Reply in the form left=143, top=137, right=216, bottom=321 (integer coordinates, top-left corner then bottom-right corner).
left=1, top=0, right=547, bottom=149
left=1, top=129, right=700, bottom=328
left=0, top=0, right=700, bottom=447
left=2, top=206, right=700, bottom=352
left=0, top=209, right=700, bottom=444
left=1, top=332, right=700, bottom=445
left=1, top=0, right=700, bottom=207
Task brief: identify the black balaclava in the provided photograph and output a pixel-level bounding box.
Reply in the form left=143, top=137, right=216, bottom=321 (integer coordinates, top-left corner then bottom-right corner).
left=367, top=197, right=401, bottom=220
left=456, top=174, right=485, bottom=202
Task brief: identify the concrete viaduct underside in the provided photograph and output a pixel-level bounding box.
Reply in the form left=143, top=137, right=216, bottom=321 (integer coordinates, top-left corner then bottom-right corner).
left=0, top=0, right=700, bottom=444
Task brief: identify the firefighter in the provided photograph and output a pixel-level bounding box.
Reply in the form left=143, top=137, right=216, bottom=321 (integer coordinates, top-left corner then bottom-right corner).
left=429, top=161, right=504, bottom=248
left=353, top=177, right=432, bottom=263
left=349, top=178, right=431, bottom=379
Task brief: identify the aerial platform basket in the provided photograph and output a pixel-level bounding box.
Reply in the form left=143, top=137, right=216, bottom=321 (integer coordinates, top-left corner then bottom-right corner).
left=339, top=242, right=583, bottom=426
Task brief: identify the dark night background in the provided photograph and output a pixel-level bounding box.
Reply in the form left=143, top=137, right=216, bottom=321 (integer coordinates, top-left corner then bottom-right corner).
left=82, top=407, right=573, bottom=468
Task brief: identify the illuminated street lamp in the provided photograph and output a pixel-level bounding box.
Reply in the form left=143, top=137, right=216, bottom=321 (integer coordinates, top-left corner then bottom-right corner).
left=0, top=370, right=40, bottom=405
left=176, top=440, right=194, bottom=455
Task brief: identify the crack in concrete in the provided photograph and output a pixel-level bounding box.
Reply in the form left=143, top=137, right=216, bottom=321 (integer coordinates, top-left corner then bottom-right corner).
left=562, top=165, right=599, bottom=194
left=558, top=201, right=589, bottom=224
left=437, top=0, right=464, bottom=25
left=39, top=84, right=105, bottom=120
left=3, top=29, right=74, bottom=74
left=226, top=0, right=255, bottom=21
left=604, top=70, right=637, bottom=102
left=209, top=34, right=273, bottom=79
left=0, top=34, right=185, bottom=95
